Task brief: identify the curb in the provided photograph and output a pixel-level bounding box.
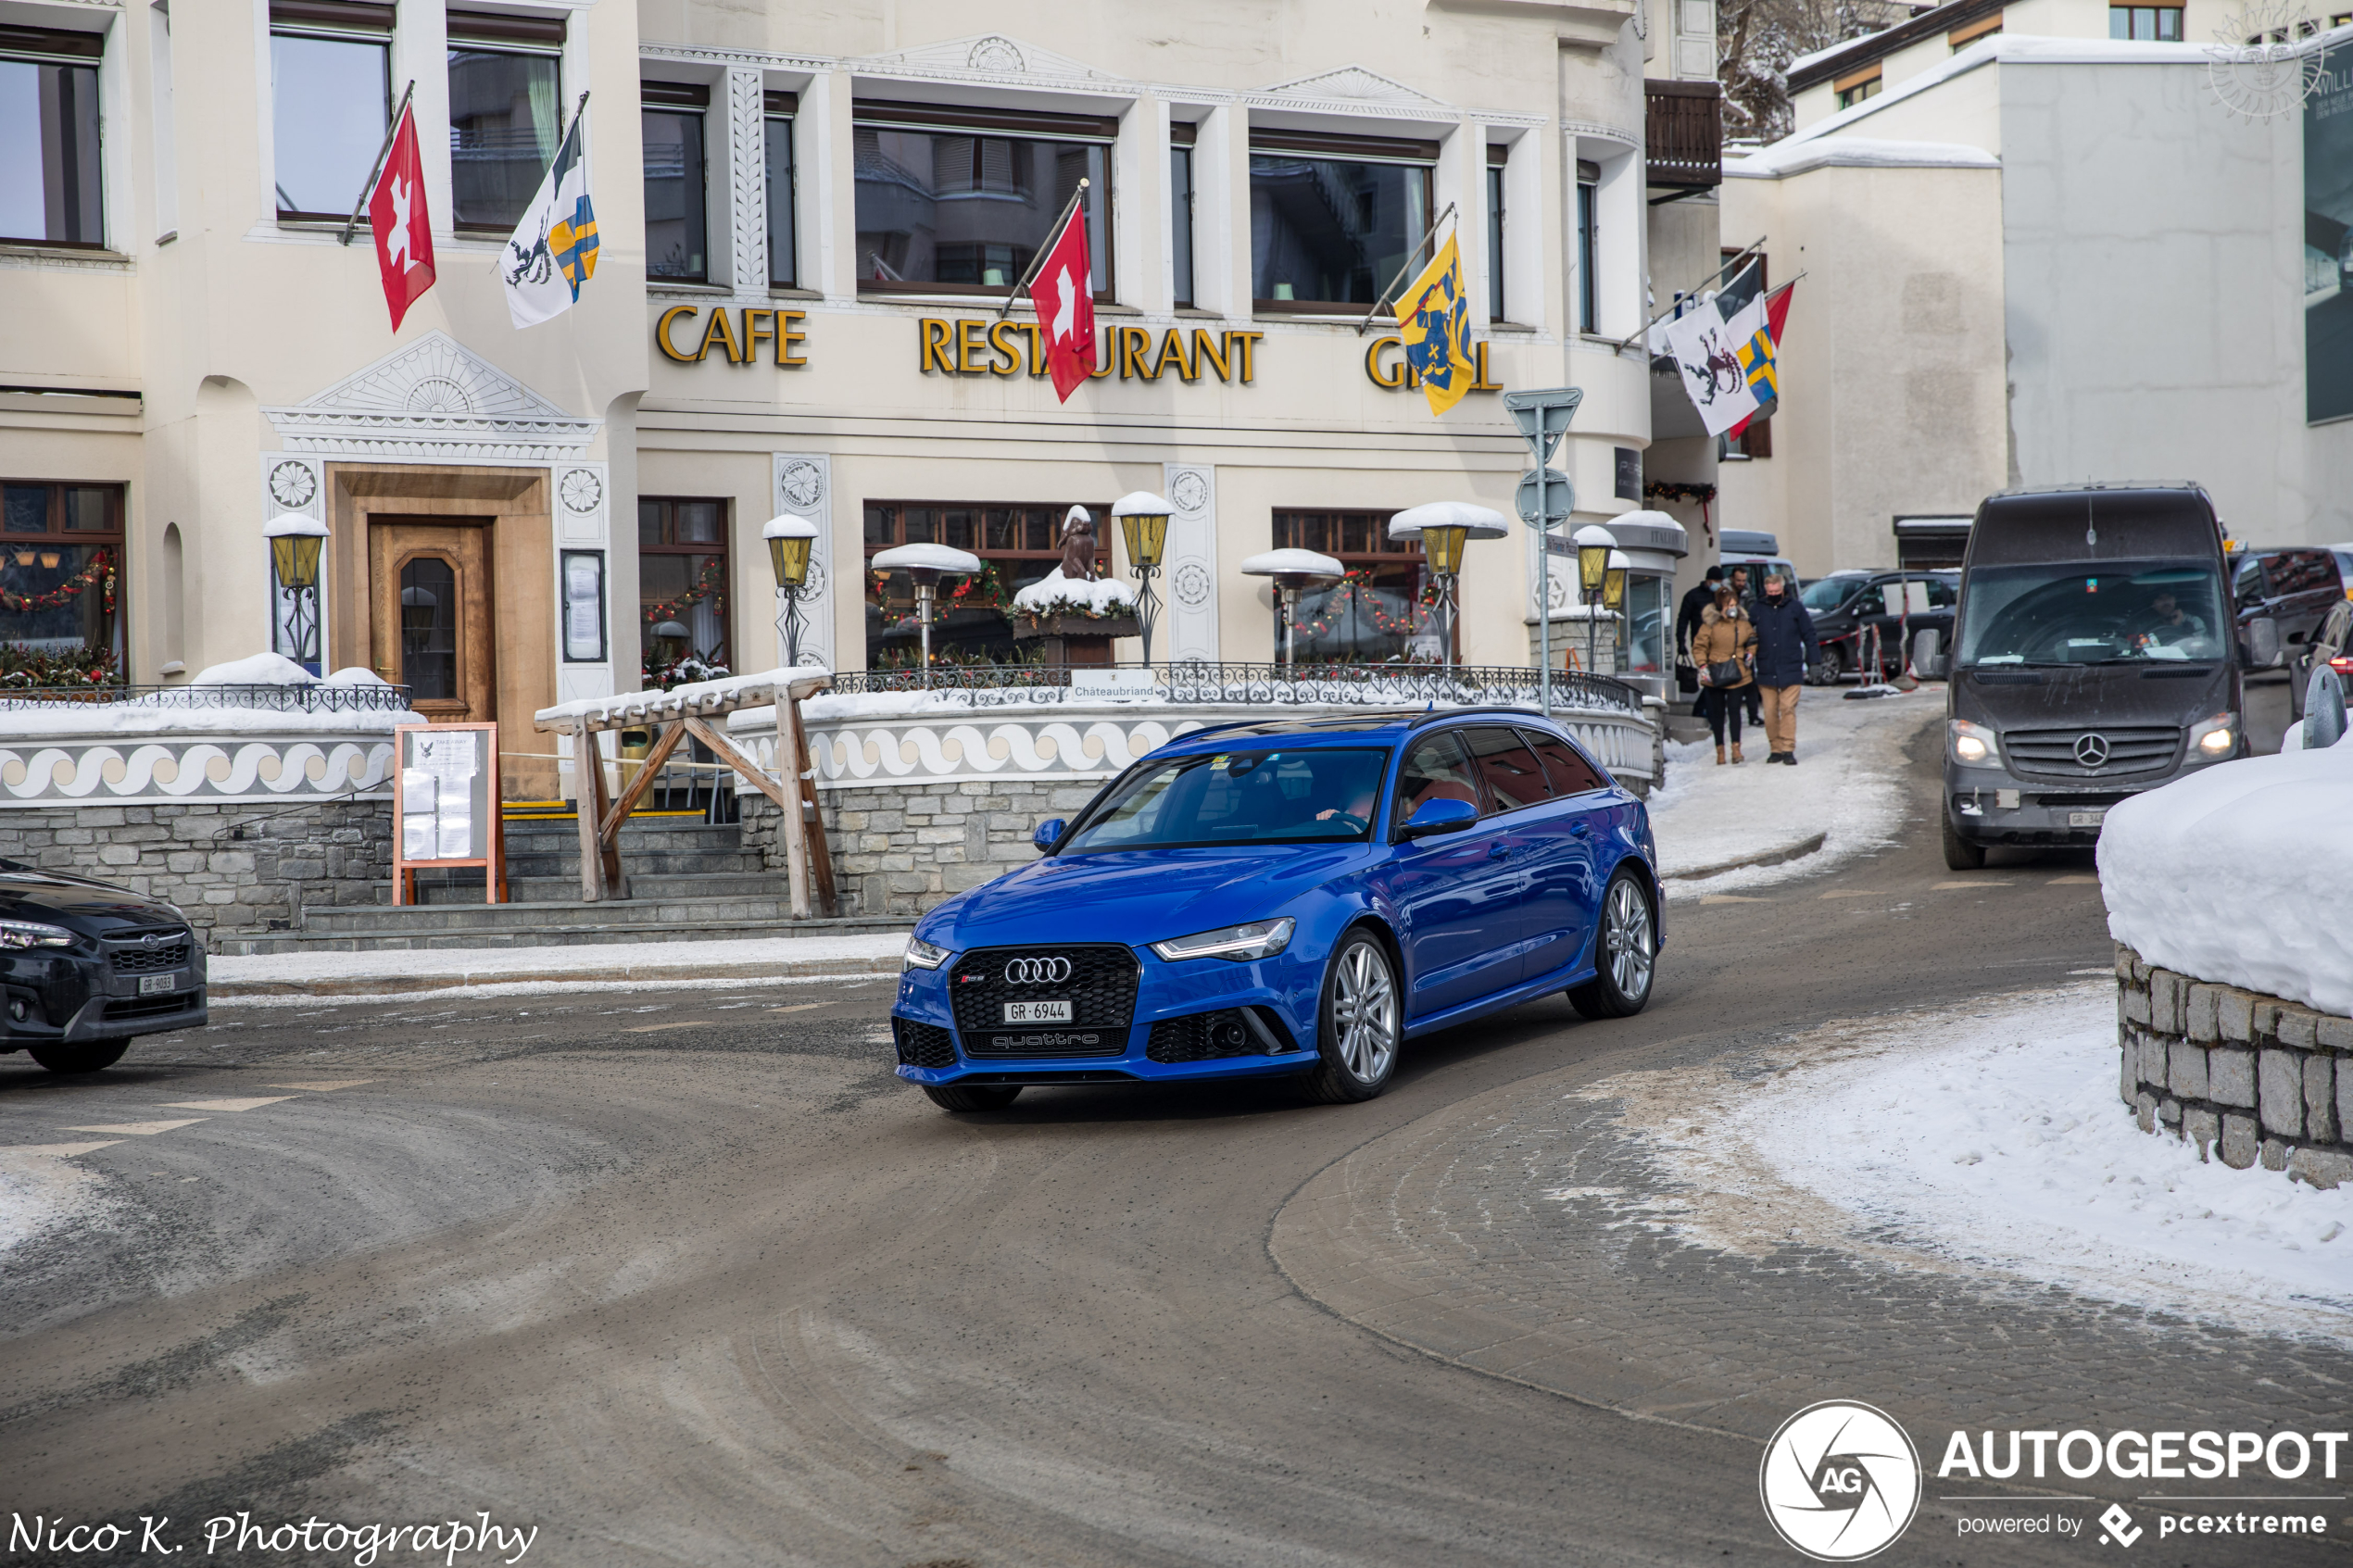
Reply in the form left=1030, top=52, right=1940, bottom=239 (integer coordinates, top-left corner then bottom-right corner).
left=1662, top=831, right=1829, bottom=882
left=209, top=951, right=905, bottom=999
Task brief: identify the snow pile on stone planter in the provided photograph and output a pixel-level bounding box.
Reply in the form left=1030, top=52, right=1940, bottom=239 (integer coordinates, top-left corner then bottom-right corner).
left=2097, top=729, right=2353, bottom=1017
left=1011, top=568, right=1137, bottom=619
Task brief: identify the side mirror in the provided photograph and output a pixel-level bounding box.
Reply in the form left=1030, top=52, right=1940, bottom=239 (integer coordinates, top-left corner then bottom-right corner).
left=1914, top=628, right=1949, bottom=681
left=1032, top=818, right=1066, bottom=853
left=2243, top=616, right=2282, bottom=669
left=2307, top=665, right=2348, bottom=749
left=1399, top=797, right=1479, bottom=840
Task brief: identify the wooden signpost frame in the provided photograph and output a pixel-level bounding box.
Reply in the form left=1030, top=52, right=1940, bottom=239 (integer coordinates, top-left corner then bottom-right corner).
left=390, top=721, right=508, bottom=905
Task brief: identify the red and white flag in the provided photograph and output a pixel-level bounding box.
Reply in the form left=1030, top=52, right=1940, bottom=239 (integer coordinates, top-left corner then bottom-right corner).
left=367, top=102, right=436, bottom=332
left=1028, top=202, right=1095, bottom=400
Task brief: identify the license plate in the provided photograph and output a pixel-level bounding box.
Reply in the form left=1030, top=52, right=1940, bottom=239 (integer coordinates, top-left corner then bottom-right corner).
left=1002, top=999, right=1071, bottom=1024
left=2069, top=809, right=2108, bottom=829
left=138, top=972, right=176, bottom=995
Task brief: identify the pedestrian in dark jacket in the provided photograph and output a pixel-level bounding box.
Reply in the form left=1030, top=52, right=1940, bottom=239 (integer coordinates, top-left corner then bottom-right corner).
left=1750, top=571, right=1818, bottom=764
left=1675, top=566, right=1723, bottom=712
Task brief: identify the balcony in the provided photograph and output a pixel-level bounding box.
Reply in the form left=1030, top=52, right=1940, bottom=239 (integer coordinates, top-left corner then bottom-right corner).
left=1644, top=80, right=1723, bottom=192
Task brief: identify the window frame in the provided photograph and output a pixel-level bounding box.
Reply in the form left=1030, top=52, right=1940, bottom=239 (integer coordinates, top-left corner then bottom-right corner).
left=1390, top=729, right=1487, bottom=837
left=764, top=90, right=799, bottom=289
left=1485, top=145, right=1507, bottom=324
left=1575, top=162, right=1599, bottom=335
left=1268, top=509, right=1446, bottom=664
left=446, top=12, right=566, bottom=236
left=2107, top=3, right=2184, bottom=38
left=0, top=25, right=108, bottom=248
left=640, top=80, right=711, bottom=284
left=1170, top=121, right=1198, bottom=309
left=0, top=479, right=127, bottom=683
left=636, top=495, right=733, bottom=678
left=861, top=500, right=1112, bottom=670
left=1248, top=129, right=1438, bottom=314
left=851, top=98, right=1118, bottom=302
left=1460, top=725, right=1551, bottom=817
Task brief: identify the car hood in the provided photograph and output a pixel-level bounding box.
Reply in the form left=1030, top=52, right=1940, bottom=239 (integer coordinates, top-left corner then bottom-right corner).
left=0, top=871, right=186, bottom=934
left=923, top=844, right=1366, bottom=951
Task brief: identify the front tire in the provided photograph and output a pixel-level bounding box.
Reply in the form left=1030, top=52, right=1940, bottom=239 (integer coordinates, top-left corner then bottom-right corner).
left=1942, top=814, right=1988, bottom=871
left=29, top=1040, right=128, bottom=1074
left=922, top=1083, right=1023, bottom=1113
left=1805, top=646, right=1845, bottom=686
left=1567, top=869, right=1656, bottom=1019
left=1301, top=930, right=1402, bottom=1104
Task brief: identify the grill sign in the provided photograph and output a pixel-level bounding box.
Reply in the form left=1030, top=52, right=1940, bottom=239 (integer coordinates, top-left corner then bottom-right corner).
left=1003, top=957, right=1073, bottom=985
left=2074, top=733, right=2111, bottom=767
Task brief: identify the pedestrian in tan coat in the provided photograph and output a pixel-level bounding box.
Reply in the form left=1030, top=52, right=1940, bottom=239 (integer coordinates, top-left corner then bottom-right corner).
left=1691, top=589, right=1757, bottom=764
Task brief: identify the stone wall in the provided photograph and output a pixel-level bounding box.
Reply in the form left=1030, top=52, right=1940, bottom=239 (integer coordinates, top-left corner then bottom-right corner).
left=2115, top=942, right=2352, bottom=1189
left=0, top=800, right=394, bottom=947
left=742, top=777, right=1100, bottom=917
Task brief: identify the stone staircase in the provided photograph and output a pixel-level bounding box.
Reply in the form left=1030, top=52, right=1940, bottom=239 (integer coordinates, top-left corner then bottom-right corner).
left=213, top=816, right=910, bottom=955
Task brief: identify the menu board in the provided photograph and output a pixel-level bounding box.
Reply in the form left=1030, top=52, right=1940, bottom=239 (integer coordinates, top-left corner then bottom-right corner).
left=398, top=726, right=493, bottom=864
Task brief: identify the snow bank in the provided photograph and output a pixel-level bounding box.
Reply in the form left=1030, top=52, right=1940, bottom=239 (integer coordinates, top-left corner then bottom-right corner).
left=0, top=705, right=420, bottom=738
left=1011, top=568, right=1137, bottom=618
left=534, top=667, right=829, bottom=729
left=190, top=651, right=317, bottom=686
left=1585, top=986, right=2353, bottom=1336
left=2098, top=734, right=2353, bottom=1017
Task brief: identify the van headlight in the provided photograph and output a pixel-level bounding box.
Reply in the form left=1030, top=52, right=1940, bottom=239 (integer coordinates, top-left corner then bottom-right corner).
left=0, top=920, right=75, bottom=949
left=902, top=936, right=951, bottom=971
left=1151, top=918, right=1294, bottom=962
left=2189, top=711, right=2237, bottom=759
left=1947, top=719, right=2001, bottom=768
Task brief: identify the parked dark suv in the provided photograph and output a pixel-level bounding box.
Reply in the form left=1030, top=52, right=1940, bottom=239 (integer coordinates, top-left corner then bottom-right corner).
left=1799, top=570, right=1959, bottom=683
left=0, top=865, right=208, bottom=1073
left=2230, top=546, right=2345, bottom=670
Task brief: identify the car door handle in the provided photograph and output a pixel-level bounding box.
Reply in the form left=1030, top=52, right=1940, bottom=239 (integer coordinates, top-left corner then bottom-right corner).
left=1488, top=842, right=1512, bottom=859
left=1570, top=822, right=1592, bottom=838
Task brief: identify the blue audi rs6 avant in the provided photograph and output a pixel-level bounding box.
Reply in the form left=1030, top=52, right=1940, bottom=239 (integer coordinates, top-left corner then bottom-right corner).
left=890, top=708, right=1662, bottom=1111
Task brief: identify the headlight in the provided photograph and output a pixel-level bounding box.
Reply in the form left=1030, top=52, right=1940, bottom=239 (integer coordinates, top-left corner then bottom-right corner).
left=1948, top=719, right=2001, bottom=768
left=2189, top=711, right=2237, bottom=759
left=1150, top=918, right=1295, bottom=963
left=902, top=936, right=951, bottom=971
left=0, top=920, right=75, bottom=949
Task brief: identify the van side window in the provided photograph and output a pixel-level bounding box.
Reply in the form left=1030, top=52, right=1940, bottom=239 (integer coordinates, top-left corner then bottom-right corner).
left=1392, top=733, right=1483, bottom=826
left=1524, top=730, right=1607, bottom=795
left=1461, top=726, right=1550, bottom=813
left=2233, top=557, right=2265, bottom=608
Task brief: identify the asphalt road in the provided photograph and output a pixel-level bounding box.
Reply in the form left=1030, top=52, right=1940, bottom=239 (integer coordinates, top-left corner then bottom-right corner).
left=0, top=721, right=2335, bottom=1567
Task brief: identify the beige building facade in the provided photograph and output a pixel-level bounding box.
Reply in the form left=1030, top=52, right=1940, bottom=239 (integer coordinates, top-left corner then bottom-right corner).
left=1, top=0, right=1721, bottom=797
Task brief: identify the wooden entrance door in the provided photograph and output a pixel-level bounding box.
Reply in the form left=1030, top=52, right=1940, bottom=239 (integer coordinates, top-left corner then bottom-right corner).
left=370, top=518, right=497, bottom=723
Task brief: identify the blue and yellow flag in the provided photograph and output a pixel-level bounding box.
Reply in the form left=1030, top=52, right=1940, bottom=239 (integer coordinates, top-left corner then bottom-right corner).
left=501, top=113, right=598, bottom=329
left=1396, top=234, right=1476, bottom=418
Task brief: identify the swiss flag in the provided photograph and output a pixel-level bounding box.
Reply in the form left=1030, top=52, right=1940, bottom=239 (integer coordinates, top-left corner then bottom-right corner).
left=1028, top=202, right=1095, bottom=401
left=367, top=103, right=436, bottom=332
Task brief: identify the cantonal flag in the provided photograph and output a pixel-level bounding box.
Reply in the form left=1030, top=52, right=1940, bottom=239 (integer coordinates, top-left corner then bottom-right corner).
left=1028, top=201, right=1096, bottom=400
left=366, top=102, right=436, bottom=332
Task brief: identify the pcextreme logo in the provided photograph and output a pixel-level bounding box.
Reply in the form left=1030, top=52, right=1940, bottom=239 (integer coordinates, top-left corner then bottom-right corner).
left=1759, top=1401, right=1924, bottom=1562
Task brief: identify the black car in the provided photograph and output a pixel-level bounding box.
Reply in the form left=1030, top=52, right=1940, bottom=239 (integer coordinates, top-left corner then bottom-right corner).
left=0, top=865, right=208, bottom=1074
left=2230, top=546, right=2345, bottom=671
left=1798, top=570, right=1960, bottom=683
left=2290, top=597, right=2353, bottom=721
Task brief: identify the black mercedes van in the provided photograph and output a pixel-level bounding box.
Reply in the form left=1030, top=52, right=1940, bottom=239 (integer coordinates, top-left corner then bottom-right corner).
left=1929, top=484, right=2246, bottom=871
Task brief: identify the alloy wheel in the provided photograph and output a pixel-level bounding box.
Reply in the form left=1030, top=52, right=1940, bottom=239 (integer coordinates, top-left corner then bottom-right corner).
left=1330, top=940, right=1398, bottom=1084
left=1604, top=879, right=1655, bottom=1001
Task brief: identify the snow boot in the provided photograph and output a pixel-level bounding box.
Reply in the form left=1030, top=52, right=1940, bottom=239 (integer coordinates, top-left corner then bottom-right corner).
left=1715, top=746, right=1727, bottom=766
left=1730, top=743, right=1745, bottom=764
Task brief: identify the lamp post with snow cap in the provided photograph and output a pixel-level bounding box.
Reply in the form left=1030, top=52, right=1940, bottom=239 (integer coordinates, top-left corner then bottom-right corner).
left=264, top=510, right=329, bottom=672
left=1572, top=523, right=1617, bottom=684
left=1387, top=502, right=1509, bottom=673
left=1239, top=548, right=1345, bottom=670
left=870, top=543, right=981, bottom=688
left=1603, top=548, right=1630, bottom=672
left=1111, top=491, right=1172, bottom=664
left=763, top=512, right=820, bottom=669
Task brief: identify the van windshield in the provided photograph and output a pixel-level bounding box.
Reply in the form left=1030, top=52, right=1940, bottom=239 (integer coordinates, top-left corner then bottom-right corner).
left=1955, top=559, right=2228, bottom=667
left=1059, top=747, right=1391, bottom=853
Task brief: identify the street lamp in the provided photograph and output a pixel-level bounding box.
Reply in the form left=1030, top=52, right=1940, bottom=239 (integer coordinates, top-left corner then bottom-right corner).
left=263, top=510, right=329, bottom=671
left=1387, top=502, right=1509, bottom=673
left=1239, top=548, right=1345, bottom=670
left=1571, top=524, right=1617, bottom=680
left=1603, top=549, right=1629, bottom=675
left=762, top=512, right=821, bottom=669
left=1111, top=491, right=1173, bottom=666
left=869, top=542, right=981, bottom=688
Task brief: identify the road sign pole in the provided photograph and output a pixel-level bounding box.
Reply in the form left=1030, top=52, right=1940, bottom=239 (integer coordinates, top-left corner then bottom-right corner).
left=1504, top=388, right=1584, bottom=721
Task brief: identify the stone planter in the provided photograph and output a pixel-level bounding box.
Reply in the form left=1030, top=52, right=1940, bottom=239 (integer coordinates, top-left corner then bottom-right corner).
left=1012, top=613, right=1140, bottom=667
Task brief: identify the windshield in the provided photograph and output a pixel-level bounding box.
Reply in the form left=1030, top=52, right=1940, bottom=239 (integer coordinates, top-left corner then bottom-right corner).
left=1059, top=747, right=1391, bottom=854
left=1800, top=577, right=1857, bottom=610
left=1955, top=558, right=2228, bottom=667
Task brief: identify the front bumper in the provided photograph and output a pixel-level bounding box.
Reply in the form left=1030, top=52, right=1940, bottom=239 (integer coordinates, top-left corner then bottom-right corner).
left=1944, top=761, right=2196, bottom=846
left=0, top=945, right=208, bottom=1052
left=890, top=941, right=1321, bottom=1086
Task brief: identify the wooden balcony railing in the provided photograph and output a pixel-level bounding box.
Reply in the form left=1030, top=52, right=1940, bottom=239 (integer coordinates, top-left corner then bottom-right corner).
left=1645, top=80, right=1723, bottom=190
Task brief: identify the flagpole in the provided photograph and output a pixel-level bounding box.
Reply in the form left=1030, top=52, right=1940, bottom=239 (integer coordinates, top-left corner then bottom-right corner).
left=1353, top=201, right=1458, bottom=336
left=339, top=80, right=417, bottom=246
left=1617, top=237, right=1768, bottom=349
left=996, top=178, right=1088, bottom=320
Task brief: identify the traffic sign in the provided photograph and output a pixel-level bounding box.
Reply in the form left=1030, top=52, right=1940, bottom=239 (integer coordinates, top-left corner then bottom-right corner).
left=1503, top=387, right=1584, bottom=465
left=1515, top=467, right=1574, bottom=528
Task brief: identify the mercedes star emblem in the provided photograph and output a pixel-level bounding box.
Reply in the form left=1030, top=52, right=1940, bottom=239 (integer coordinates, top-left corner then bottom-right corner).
left=1003, top=957, right=1073, bottom=985
left=2074, top=733, right=2111, bottom=768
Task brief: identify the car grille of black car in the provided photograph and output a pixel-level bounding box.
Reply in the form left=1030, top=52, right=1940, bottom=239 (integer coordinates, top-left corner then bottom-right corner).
left=948, top=945, right=1139, bottom=1060
left=2003, top=725, right=2181, bottom=776
left=1146, top=1008, right=1294, bottom=1064
left=892, top=1016, right=957, bottom=1069
left=110, top=939, right=192, bottom=973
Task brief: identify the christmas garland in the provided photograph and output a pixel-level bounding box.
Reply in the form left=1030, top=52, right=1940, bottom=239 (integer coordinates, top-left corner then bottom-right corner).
left=0, top=644, right=120, bottom=686
left=642, top=556, right=728, bottom=627
left=0, top=548, right=117, bottom=615
left=1642, top=483, right=1717, bottom=547
left=1290, top=570, right=1439, bottom=641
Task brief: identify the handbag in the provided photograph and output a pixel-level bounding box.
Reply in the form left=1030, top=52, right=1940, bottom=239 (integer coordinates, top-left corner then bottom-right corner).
left=1676, top=664, right=1699, bottom=694
left=1701, top=658, right=1745, bottom=687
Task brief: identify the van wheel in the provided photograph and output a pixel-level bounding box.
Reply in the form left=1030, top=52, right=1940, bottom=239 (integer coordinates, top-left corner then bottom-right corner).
left=28, top=1041, right=127, bottom=1074
left=1942, top=816, right=1988, bottom=871
left=922, top=1084, right=1022, bottom=1112
left=1567, top=870, right=1656, bottom=1019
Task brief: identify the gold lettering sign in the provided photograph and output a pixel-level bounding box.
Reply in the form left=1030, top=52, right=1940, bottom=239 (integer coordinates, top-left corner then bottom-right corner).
left=1363, top=336, right=1504, bottom=394
left=652, top=307, right=811, bottom=366
left=915, top=320, right=1263, bottom=384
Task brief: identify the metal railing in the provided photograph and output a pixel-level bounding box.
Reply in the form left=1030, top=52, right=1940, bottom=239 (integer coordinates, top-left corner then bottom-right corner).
left=0, top=682, right=416, bottom=713
left=824, top=662, right=1645, bottom=715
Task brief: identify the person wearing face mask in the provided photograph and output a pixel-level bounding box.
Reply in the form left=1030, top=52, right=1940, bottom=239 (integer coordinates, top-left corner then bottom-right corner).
left=1748, top=571, right=1817, bottom=764
left=1726, top=566, right=1765, bottom=729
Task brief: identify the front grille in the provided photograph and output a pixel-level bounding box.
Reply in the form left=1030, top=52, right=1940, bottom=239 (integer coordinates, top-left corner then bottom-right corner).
left=105, top=991, right=198, bottom=1021
left=891, top=1015, right=957, bottom=1070
left=1147, top=1008, right=1293, bottom=1064
left=111, top=942, right=191, bottom=973
left=2003, top=725, right=2181, bottom=777
left=948, top=944, right=1139, bottom=1060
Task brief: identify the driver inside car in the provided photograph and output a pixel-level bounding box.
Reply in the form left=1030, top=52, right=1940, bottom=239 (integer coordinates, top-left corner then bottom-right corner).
left=2135, top=589, right=2209, bottom=649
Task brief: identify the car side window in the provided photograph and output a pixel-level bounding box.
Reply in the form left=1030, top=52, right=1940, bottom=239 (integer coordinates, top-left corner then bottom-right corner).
left=1461, top=727, right=1551, bottom=815
left=2233, top=557, right=2265, bottom=608
left=1391, top=733, right=1483, bottom=830
left=1926, top=577, right=1957, bottom=608
left=1523, top=729, right=1607, bottom=796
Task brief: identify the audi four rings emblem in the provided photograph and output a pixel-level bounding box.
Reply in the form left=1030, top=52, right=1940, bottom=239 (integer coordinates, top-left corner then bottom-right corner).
left=2073, top=732, right=2111, bottom=767
left=1004, top=957, right=1073, bottom=985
